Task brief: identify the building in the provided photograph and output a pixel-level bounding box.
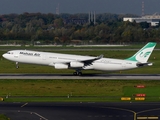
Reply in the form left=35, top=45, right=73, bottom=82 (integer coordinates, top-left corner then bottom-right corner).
left=123, top=14, right=160, bottom=26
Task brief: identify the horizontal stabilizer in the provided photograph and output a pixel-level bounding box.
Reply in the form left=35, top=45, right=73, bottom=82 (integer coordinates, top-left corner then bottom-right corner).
left=136, top=62, right=153, bottom=67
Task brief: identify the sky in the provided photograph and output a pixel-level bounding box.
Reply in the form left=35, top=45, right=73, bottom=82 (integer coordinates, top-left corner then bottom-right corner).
left=0, top=0, right=159, bottom=15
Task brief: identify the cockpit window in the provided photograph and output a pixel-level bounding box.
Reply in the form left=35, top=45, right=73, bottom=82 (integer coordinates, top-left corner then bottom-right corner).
left=7, top=52, right=13, bottom=54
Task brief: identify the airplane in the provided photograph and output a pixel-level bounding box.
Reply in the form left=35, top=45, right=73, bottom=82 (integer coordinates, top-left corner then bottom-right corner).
left=2, top=42, right=156, bottom=75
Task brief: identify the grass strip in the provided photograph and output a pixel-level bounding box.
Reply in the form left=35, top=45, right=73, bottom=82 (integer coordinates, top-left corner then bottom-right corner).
left=0, top=79, right=160, bottom=102
left=0, top=114, right=10, bottom=120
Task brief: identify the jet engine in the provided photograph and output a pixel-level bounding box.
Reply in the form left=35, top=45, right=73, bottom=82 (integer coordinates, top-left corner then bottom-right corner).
left=54, top=63, right=68, bottom=69
left=70, top=61, right=84, bottom=67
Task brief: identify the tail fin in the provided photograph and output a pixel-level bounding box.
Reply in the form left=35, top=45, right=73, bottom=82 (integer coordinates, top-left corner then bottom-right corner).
left=126, top=42, right=156, bottom=63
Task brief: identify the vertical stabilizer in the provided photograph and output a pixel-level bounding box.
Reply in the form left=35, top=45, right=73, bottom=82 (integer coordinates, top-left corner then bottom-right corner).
left=126, top=42, right=156, bottom=63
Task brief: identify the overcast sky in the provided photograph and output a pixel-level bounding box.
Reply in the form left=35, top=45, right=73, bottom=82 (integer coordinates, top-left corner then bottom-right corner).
left=0, top=0, right=159, bottom=15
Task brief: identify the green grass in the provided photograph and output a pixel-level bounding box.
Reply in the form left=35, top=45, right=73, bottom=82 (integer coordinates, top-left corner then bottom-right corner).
left=0, top=114, right=10, bottom=120
left=0, top=80, right=160, bottom=102
left=0, top=79, right=123, bottom=97
left=124, top=86, right=160, bottom=96
left=122, top=86, right=160, bottom=101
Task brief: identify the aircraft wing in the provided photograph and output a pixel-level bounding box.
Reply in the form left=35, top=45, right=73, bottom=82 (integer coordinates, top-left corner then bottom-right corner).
left=52, top=54, right=103, bottom=69
left=64, top=55, right=103, bottom=68
left=81, top=54, right=103, bottom=66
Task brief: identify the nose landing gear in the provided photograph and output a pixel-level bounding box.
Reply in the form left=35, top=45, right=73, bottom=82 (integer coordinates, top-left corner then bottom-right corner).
left=16, top=62, right=19, bottom=69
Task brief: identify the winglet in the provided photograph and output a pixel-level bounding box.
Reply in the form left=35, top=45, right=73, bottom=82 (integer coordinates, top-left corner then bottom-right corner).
left=97, top=54, right=103, bottom=60
left=126, top=42, right=156, bottom=63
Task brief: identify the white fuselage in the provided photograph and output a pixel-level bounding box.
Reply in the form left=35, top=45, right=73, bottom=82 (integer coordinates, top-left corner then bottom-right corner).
left=3, top=50, right=138, bottom=71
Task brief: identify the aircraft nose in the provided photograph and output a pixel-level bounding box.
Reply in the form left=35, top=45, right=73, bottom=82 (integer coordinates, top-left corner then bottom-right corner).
left=2, top=53, right=5, bottom=57
left=2, top=53, right=7, bottom=58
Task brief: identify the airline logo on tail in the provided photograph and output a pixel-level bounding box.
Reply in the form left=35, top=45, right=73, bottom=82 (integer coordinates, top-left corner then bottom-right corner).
left=139, top=51, right=151, bottom=58
left=126, top=42, right=156, bottom=63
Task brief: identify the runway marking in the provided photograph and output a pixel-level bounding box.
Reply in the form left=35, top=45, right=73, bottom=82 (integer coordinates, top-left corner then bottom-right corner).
left=21, top=103, right=28, bottom=107
left=33, top=112, right=48, bottom=120
left=17, top=110, right=48, bottom=120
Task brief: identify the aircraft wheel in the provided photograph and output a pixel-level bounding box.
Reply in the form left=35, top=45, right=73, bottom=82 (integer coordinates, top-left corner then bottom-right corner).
left=78, top=72, right=82, bottom=76
left=73, top=72, right=78, bottom=76
left=73, top=72, right=82, bottom=76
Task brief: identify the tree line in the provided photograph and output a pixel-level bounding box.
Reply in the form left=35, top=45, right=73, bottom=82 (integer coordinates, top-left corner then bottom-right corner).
left=0, top=12, right=160, bottom=45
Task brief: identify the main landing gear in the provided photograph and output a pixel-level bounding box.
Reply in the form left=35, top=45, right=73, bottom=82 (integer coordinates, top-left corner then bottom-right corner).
left=73, top=70, right=82, bottom=76
left=16, top=62, right=19, bottom=69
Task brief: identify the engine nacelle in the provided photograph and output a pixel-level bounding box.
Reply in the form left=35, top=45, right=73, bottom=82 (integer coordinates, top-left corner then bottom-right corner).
left=70, top=61, right=84, bottom=68
left=54, top=63, right=68, bottom=69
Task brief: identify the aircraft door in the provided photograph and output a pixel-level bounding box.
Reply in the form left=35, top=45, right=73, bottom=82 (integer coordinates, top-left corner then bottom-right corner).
left=13, top=52, right=19, bottom=59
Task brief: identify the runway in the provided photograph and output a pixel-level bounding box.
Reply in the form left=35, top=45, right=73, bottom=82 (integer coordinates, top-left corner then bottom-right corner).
left=0, top=73, right=160, bottom=79
left=1, top=102, right=160, bottom=120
